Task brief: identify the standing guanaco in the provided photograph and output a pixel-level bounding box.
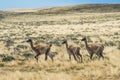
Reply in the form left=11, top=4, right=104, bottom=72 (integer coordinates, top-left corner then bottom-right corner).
left=62, top=39, right=83, bottom=62
left=81, top=37, right=104, bottom=60
left=26, top=39, right=54, bottom=62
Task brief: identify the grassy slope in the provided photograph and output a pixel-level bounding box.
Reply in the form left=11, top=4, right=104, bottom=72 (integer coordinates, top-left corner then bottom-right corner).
left=0, top=4, right=120, bottom=80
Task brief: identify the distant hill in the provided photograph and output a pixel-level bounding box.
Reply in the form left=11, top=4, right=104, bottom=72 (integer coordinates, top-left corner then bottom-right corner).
left=37, top=4, right=120, bottom=14
left=0, top=4, right=120, bottom=17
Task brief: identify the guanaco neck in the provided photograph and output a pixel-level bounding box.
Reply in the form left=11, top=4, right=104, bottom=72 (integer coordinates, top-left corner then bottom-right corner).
left=29, top=40, right=34, bottom=49
left=84, top=39, right=93, bottom=53
left=84, top=39, right=89, bottom=49
left=65, top=41, right=69, bottom=50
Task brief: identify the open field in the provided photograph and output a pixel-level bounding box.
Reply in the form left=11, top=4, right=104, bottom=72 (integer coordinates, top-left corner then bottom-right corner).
left=0, top=4, right=120, bottom=80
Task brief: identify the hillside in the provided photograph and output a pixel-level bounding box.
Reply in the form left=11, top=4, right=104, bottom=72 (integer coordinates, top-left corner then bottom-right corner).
left=0, top=4, right=120, bottom=21
left=37, top=4, right=120, bottom=14
left=0, top=4, right=120, bottom=15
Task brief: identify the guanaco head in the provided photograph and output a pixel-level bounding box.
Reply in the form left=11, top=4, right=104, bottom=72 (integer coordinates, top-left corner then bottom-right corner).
left=62, top=39, right=67, bottom=44
left=49, top=43, right=52, bottom=47
left=26, top=39, right=32, bottom=43
left=81, top=37, right=86, bottom=41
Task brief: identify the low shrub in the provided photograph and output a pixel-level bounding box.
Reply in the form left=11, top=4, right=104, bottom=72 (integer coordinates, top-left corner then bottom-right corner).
left=2, top=55, right=15, bottom=62
left=0, top=54, right=6, bottom=58
left=105, top=41, right=116, bottom=46
left=22, top=52, right=33, bottom=58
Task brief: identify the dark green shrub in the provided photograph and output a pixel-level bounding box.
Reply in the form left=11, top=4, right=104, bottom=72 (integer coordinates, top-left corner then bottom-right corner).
left=53, top=40, right=61, bottom=46
left=105, top=41, right=116, bottom=46
left=0, top=54, right=6, bottom=58
left=17, top=45, right=28, bottom=49
left=22, top=52, right=33, bottom=58
left=2, top=55, right=15, bottom=62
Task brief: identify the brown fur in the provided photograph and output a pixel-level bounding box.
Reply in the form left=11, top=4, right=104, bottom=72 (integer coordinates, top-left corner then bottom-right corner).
left=26, top=39, right=54, bottom=62
left=62, top=39, right=83, bottom=62
left=81, top=37, right=104, bottom=60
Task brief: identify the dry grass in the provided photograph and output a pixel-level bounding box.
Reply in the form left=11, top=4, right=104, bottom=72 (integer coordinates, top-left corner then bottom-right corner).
left=0, top=6, right=120, bottom=80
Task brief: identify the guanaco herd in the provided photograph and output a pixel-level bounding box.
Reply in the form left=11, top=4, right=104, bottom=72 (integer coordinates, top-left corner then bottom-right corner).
left=26, top=37, right=104, bottom=63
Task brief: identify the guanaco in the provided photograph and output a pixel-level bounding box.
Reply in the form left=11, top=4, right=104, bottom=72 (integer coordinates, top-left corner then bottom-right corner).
left=81, top=37, right=104, bottom=60
left=26, top=39, right=54, bottom=62
left=62, top=39, right=83, bottom=62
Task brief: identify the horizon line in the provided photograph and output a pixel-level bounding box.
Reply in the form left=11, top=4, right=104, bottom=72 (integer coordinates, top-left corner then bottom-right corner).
left=1, top=3, right=120, bottom=10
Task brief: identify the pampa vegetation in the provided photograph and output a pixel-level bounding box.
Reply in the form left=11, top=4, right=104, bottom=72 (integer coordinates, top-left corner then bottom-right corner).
left=0, top=4, right=120, bottom=80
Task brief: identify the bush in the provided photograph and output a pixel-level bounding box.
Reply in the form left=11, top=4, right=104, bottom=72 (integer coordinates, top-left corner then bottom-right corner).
left=0, top=54, right=6, bottom=58
left=17, top=45, right=28, bottom=49
left=53, top=40, right=61, bottom=46
left=22, top=52, right=33, bottom=58
left=2, top=55, right=15, bottom=62
left=105, top=41, right=116, bottom=46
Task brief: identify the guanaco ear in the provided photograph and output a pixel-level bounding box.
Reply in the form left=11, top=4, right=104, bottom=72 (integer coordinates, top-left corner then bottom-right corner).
left=81, top=37, right=86, bottom=41
left=26, top=39, right=32, bottom=42
left=49, top=42, right=52, bottom=47
left=47, top=41, right=52, bottom=47
left=62, top=39, right=67, bottom=44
